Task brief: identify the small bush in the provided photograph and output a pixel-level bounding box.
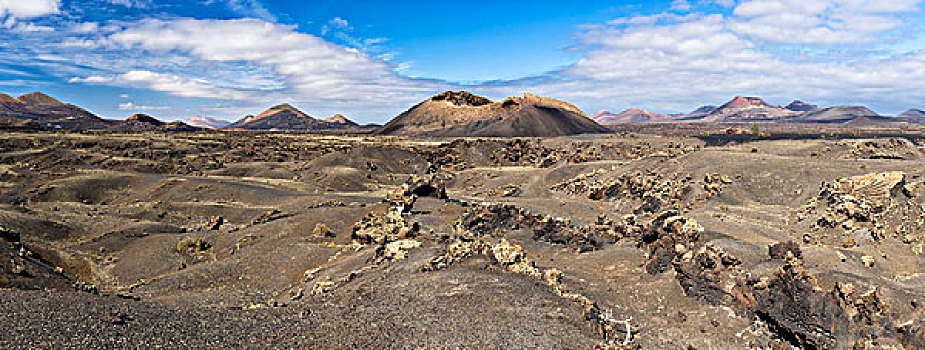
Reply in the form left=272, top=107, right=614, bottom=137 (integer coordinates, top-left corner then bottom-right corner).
left=312, top=223, right=335, bottom=237
left=177, top=237, right=211, bottom=253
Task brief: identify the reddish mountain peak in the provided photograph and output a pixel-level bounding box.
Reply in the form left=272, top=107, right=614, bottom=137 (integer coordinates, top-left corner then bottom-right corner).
left=720, top=96, right=772, bottom=110
left=0, top=93, right=20, bottom=103
left=592, top=111, right=613, bottom=119
left=17, top=92, right=64, bottom=106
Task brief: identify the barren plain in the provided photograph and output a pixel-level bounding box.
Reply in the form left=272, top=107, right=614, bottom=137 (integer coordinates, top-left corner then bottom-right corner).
left=2, top=126, right=925, bottom=349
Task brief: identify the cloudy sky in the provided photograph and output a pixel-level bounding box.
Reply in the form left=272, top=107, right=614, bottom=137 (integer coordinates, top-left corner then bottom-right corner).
left=1, top=0, right=923, bottom=123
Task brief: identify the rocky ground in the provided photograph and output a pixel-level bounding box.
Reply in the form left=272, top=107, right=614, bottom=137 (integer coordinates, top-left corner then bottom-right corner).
left=2, top=128, right=925, bottom=348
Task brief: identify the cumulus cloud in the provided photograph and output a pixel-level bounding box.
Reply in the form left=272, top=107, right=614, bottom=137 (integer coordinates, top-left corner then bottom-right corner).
left=670, top=0, right=693, bottom=12
left=118, top=101, right=169, bottom=111
left=221, top=0, right=275, bottom=21
left=62, top=18, right=443, bottom=119
left=0, top=0, right=60, bottom=18
left=105, top=0, right=151, bottom=8
left=73, top=70, right=250, bottom=100
left=729, top=0, right=923, bottom=44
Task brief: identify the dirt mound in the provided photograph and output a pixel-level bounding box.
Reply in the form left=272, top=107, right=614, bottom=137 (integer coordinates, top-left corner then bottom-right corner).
left=377, top=91, right=610, bottom=137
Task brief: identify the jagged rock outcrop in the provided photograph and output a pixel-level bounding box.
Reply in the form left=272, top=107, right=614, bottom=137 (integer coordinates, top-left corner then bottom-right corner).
left=377, top=91, right=610, bottom=137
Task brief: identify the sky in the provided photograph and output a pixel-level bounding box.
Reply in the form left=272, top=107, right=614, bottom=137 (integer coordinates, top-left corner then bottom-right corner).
left=0, top=0, right=923, bottom=124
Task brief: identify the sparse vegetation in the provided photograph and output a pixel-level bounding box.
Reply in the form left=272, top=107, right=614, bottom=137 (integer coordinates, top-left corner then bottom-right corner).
left=312, top=223, right=335, bottom=237
left=176, top=237, right=211, bottom=253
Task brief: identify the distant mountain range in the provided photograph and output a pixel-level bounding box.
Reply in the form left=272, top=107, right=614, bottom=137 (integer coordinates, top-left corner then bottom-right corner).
left=2, top=91, right=923, bottom=135
left=592, top=96, right=921, bottom=126
left=185, top=115, right=231, bottom=129
left=592, top=108, right=676, bottom=124
left=0, top=91, right=369, bottom=132
left=226, top=103, right=371, bottom=131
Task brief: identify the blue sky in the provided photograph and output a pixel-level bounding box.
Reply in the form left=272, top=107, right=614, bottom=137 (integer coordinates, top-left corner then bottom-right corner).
left=1, top=0, right=923, bottom=123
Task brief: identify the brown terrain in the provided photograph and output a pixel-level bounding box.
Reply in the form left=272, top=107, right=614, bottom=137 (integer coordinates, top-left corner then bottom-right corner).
left=2, top=120, right=925, bottom=348
left=2, top=90, right=925, bottom=348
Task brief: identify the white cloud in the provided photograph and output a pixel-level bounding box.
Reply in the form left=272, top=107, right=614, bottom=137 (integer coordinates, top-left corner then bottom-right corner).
left=73, top=70, right=250, bottom=100
left=221, top=0, right=275, bottom=21
left=670, top=0, right=693, bottom=11
left=106, top=0, right=152, bottom=8
left=62, top=18, right=443, bottom=119
left=0, top=0, right=59, bottom=18
left=10, top=22, right=54, bottom=32
left=70, top=22, right=99, bottom=33
left=331, top=17, right=349, bottom=28
left=729, top=0, right=923, bottom=44
left=118, top=101, right=169, bottom=111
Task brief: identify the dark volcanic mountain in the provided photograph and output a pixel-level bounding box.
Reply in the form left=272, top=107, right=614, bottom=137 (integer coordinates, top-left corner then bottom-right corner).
left=229, top=104, right=320, bottom=130
left=898, top=109, right=925, bottom=123
left=115, top=114, right=202, bottom=131
left=592, top=108, right=672, bottom=124
left=796, top=106, right=881, bottom=123
left=377, top=91, right=609, bottom=137
left=0, top=92, right=110, bottom=129
left=785, top=100, right=819, bottom=112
